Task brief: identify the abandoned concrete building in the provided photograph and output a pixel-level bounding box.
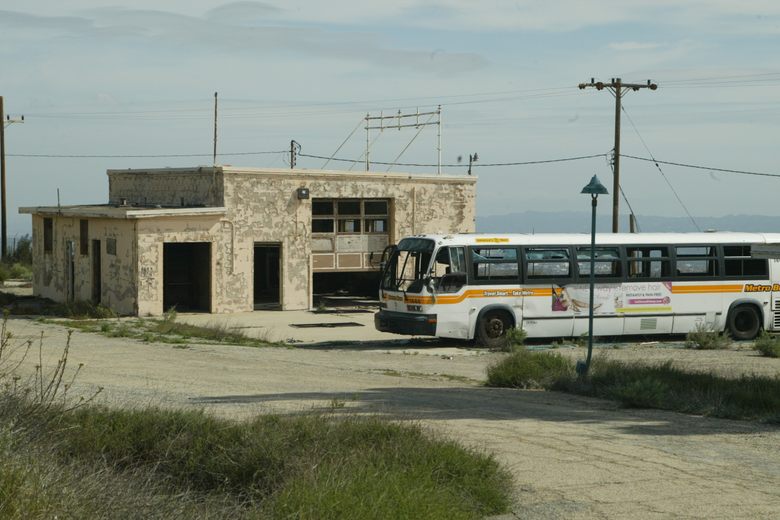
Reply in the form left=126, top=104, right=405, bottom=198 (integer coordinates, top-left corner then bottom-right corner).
left=20, top=166, right=476, bottom=315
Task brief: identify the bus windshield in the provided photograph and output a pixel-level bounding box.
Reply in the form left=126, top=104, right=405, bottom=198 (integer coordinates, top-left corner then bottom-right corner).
left=381, top=238, right=435, bottom=292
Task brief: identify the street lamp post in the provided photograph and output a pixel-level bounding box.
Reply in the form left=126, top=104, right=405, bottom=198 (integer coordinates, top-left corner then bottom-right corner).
left=578, top=175, right=608, bottom=377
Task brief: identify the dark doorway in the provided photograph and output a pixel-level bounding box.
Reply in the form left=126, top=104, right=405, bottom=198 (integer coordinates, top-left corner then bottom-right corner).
left=163, top=242, right=211, bottom=312
left=91, top=239, right=101, bottom=304
left=254, top=244, right=281, bottom=309
left=313, top=271, right=381, bottom=308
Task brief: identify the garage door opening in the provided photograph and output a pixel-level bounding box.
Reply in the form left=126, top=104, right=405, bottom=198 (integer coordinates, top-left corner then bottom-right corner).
left=254, top=244, right=281, bottom=309
left=313, top=271, right=380, bottom=308
left=163, top=242, right=211, bottom=312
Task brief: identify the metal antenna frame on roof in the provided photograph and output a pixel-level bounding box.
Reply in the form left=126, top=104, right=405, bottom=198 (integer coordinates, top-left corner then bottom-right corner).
left=364, top=106, right=442, bottom=174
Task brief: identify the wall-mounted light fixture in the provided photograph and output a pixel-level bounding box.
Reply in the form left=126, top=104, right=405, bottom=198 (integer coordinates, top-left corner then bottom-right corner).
left=296, top=187, right=310, bottom=200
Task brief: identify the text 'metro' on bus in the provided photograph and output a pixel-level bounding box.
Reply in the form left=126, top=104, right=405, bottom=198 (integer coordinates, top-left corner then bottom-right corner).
left=374, top=232, right=780, bottom=346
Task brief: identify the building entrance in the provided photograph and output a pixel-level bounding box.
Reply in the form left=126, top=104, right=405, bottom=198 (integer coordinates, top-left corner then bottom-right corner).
left=254, top=244, right=281, bottom=309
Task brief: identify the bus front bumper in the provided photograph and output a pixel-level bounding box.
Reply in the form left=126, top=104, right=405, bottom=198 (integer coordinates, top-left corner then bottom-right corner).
left=374, top=310, right=437, bottom=336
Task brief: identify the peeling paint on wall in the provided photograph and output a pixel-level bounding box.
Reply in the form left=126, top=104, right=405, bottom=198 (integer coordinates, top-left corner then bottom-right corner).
left=25, top=167, right=475, bottom=316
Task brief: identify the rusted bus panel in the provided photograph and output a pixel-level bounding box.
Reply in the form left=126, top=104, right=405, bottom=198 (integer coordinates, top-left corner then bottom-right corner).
left=108, top=168, right=225, bottom=208
left=30, top=215, right=138, bottom=315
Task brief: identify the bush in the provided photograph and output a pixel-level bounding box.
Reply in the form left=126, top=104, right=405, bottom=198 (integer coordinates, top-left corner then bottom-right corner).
left=609, top=376, right=671, bottom=409
left=486, top=349, right=575, bottom=389
left=498, top=327, right=527, bottom=353
left=685, top=323, right=731, bottom=350
left=754, top=331, right=780, bottom=358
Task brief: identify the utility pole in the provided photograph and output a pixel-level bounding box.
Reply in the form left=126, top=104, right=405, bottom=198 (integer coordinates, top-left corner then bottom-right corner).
left=0, top=97, right=24, bottom=259
left=212, top=92, right=218, bottom=165
left=578, top=78, right=657, bottom=232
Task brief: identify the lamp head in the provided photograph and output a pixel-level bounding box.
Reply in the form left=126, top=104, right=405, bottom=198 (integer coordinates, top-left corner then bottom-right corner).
left=581, top=175, right=608, bottom=196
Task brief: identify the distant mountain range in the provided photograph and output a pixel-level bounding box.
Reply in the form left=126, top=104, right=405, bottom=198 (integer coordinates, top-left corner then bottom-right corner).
left=476, top=211, right=780, bottom=234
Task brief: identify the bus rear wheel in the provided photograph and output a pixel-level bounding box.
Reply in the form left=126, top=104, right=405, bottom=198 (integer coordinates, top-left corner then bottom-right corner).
left=476, top=310, right=511, bottom=348
left=727, top=304, right=761, bottom=340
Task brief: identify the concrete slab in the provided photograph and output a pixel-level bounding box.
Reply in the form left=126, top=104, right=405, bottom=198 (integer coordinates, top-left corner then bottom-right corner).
left=175, top=308, right=407, bottom=345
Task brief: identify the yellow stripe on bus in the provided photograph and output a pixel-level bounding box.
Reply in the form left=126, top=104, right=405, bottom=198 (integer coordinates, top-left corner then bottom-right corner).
left=404, top=287, right=551, bottom=305
left=615, top=307, right=673, bottom=313
left=396, top=283, right=754, bottom=306
left=672, top=284, right=743, bottom=294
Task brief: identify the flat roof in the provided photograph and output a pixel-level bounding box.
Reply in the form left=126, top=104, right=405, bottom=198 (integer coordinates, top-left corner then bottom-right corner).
left=19, top=204, right=226, bottom=219
left=106, top=165, right=478, bottom=184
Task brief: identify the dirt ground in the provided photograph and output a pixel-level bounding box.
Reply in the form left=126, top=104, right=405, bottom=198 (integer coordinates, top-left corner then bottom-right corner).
left=4, top=316, right=780, bottom=519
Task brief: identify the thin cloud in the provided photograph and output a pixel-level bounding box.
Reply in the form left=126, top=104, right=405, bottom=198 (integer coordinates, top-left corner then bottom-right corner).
left=1, top=7, right=487, bottom=75
left=609, top=41, right=663, bottom=51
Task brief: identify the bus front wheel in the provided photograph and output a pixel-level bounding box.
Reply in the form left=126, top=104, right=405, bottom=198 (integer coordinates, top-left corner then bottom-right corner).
left=476, top=310, right=511, bottom=348
left=727, top=304, right=761, bottom=340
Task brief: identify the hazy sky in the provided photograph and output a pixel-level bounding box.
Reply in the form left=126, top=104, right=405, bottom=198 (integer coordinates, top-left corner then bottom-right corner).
left=3, top=1, right=780, bottom=237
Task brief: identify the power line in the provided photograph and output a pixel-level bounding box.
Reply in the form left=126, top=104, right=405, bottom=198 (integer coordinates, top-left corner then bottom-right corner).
left=622, top=154, right=780, bottom=179
left=620, top=106, right=699, bottom=231
left=299, top=152, right=607, bottom=168
left=8, top=147, right=780, bottom=180
left=8, top=150, right=286, bottom=158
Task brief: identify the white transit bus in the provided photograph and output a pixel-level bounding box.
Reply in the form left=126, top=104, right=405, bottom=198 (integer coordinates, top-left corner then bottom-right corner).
left=374, top=232, right=780, bottom=346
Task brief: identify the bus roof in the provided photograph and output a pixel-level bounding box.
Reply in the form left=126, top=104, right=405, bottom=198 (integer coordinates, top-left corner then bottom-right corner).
left=406, top=232, right=780, bottom=247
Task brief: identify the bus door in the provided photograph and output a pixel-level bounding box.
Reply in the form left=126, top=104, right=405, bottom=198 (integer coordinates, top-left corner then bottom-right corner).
left=430, top=246, right=470, bottom=339
left=520, top=247, right=574, bottom=338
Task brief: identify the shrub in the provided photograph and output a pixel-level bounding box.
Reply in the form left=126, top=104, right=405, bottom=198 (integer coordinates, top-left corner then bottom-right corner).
left=609, top=376, right=670, bottom=409
left=685, top=323, right=731, bottom=350
left=498, top=327, right=527, bottom=353
left=486, top=349, right=575, bottom=389
left=754, top=331, right=780, bottom=358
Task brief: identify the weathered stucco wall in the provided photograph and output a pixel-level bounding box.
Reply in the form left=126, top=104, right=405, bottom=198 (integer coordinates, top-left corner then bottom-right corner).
left=136, top=216, right=224, bottom=316
left=221, top=169, right=476, bottom=311
left=27, top=167, right=476, bottom=316
left=31, top=215, right=138, bottom=314
left=108, top=168, right=224, bottom=207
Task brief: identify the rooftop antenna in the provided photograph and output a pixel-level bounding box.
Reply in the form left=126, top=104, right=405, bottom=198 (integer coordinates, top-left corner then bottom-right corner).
left=364, top=106, right=442, bottom=173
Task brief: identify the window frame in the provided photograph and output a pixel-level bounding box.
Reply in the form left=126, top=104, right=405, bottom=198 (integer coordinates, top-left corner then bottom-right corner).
left=467, top=245, right=521, bottom=285
left=521, top=245, right=574, bottom=285
left=673, top=244, right=720, bottom=280
left=721, top=244, right=769, bottom=280
left=43, top=217, right=53, bottom=254
left=79, top=219, right=89, bottom=256
left=574, top=245, right=624, bottom=283
left=624, top=245, right=672, bottom=281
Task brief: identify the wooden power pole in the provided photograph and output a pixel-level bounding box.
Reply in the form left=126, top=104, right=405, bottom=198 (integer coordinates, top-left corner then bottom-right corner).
left=578, top=78, right=657, bottom=232
left=0, top=97, right=25, bottom=259
left=0, top=95, right=5, bottom=258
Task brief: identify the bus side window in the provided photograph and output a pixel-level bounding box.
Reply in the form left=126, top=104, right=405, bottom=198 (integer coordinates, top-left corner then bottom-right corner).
left=524, top=247, right=571, bottom=280
left=471, top=247, right=520, bottom=283
left=675, top=246, right=718, bottom=278
left=433, top=247, right=467, bottom=292
left=626, top=246, right=671, bottom=279
left=723, top=245, right=769, bottom=278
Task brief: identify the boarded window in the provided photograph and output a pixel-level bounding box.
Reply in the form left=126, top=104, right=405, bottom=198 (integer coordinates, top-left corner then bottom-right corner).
left=43, top=218, right=53, bottom=253
left=80, top=220, right=89, bottom=255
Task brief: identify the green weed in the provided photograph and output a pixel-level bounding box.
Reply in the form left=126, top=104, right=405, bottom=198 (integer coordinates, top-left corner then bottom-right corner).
left=685, top=323, right=731, bottom=350
left=754, top=331, right=780, bottom=358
